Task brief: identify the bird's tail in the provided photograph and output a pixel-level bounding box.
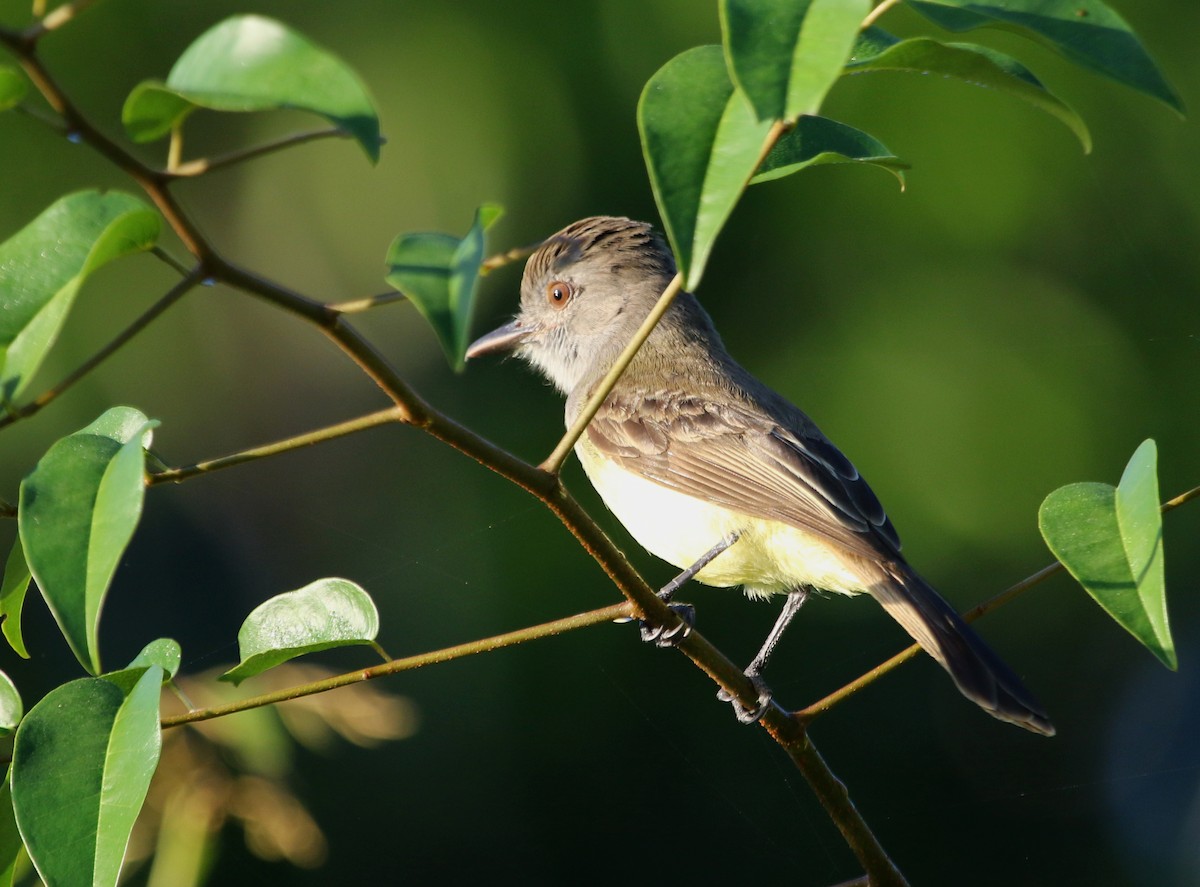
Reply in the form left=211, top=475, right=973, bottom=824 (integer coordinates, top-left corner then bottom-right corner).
left=871, top=563, right=1055, bottom=736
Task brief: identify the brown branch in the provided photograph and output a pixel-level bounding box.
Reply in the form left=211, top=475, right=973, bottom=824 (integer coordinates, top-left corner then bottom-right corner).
left=797, top=483, right=1200, bottom=721
left=161, top=601, right=636, bottom=728
left=166, top=127, right=352, bottom=177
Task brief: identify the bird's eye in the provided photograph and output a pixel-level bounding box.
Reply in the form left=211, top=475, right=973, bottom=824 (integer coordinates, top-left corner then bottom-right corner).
left=546, top=281, right=573, bottom=309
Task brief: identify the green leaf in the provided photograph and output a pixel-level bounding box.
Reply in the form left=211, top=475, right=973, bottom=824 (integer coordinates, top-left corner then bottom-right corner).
left=752, top=114, right=908, bottom=185
left=122, top=14, right=383, bottom=161
left=847, top=30, right=1091, bottom=150
left=907, top=0, right=1184, bottom=114
left=104, top=638, right=182, bottom=693
left=639, top=46, right=773, bottom=290
left=0, top=538, right=30, bottom=659
left=128, top=638, right=181, bottom=678
left=721, top=0, right=870, bottom=121
left=221, top=578, right=380, bottom=685
left=0, top=776, right=21, bottom=887
left=18, top=407, right=157, bottom=674
left=0, top=672, right=20, bottom=737
left=0, top=67, right=27, bottom=112
left=0, top=191, right=161, bottom=406
left=12, top=668, right=163, bottom=887
left=385, top=204, right=503, bottom=371
left=1039, top=439, right=1173, bottom=669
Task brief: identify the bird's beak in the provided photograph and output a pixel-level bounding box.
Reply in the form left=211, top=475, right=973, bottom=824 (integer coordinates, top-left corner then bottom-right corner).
left=465, top=318, right=539, bottom=359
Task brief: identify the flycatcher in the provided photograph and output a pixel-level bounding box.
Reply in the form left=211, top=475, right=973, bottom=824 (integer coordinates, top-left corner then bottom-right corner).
left=467, top=216, right=1053, bottom=736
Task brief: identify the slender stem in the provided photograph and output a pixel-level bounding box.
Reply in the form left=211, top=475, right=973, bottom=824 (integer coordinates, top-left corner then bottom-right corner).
left=798, top=484, right=1200, bottom=721
left=768, top=721, right=910, bottom=887
left=167, top=127, right=350, bottom=177
left=149, top=407, right=404, bottom=485
left=150, top=245, right=193, bottom=277
left=13, top=103, right=66, bottom=132
left=329, top=290, right=409, bottom=314
left=34, top=0, right=98, bottom=35
left=480, top=240, right=542, bottom=275
left=540, top=271, right=685, bottom=473
left=166, top=125, right=183, bottom=173
left=161, top=602, right=636, bottom=728
left=0, top=270, right=202, bottom=431
left=861, top=0, right=902, bottom=30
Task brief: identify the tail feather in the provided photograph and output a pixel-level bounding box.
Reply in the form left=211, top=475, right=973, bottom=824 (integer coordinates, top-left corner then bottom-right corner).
left=870, top=563, right=1055, bottom=736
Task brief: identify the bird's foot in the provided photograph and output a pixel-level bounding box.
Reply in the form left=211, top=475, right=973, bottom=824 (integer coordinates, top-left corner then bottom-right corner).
left=717, top=672, right=773, bottom=724
left=638, top=602, right=696, bottom=648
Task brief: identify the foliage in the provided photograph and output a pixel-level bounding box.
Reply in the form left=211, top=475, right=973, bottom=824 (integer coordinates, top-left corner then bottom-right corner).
left=0, top=1, right=1188, bottom=885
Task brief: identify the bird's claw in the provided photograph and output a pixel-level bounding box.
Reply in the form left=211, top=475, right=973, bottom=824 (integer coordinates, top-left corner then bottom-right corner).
left=717, top=673, right=773, bottom=723
left=639, top=602, right=696, bottom=648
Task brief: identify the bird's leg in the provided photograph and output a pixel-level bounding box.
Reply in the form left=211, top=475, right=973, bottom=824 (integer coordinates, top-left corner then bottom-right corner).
left=719, top=588, right=810, bottom=723
left=639, top=531, right=741, bottom=647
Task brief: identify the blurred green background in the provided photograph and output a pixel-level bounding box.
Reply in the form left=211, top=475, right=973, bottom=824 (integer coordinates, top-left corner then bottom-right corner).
left=2, top=1, right=1198, bottom=884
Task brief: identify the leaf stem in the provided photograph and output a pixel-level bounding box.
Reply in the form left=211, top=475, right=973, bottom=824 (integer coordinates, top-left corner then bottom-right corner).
left=861, top=0, right=902, bottom=30
left=148, top=407, right=404, bottom=485
left=480, top=240, right=542, bottom=275
left=328, top=290, right=409, bottom=314
left=797, top=482, right=1200, bottom=720
left=166, top=127, right=351, bottom=178
left=540, top=271, right=685, bottom=474
left=161, top=601, right=636, bottom=728
left=0, top=269, right=203, bottom=431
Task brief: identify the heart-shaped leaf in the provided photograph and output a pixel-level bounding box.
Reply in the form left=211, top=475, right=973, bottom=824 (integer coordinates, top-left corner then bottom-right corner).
left=847, top=29, right=1091, bottom=151
left=721, top=0, right=870, bottom=121
left=907, top=0, right=1183, bottom=114
left=639, top=46, right=773, bottom=290
left=0, top=538, right=30, bottom=659
left=18, top=407, right=157, bottom=674
left=0, top=191, right=160, bottom=406
left=385, top=204, right=503, bottom=371
left=222, top=578, right=380, bottom=685
left=752, top=114, right=907, bottom=185
left=12, top=668, right=163, bottom=887
left=1039, top=439, right=1173, bottom=669
left=0, top=67, right=26, bottom=111
left=122, top=14, right=383, bottom=162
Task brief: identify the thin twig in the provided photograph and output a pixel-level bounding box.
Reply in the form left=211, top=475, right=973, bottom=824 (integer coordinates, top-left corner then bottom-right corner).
left=33, top=0, right=98, bottom=36
left=0, top=269, right=202, bottom=431
left=480, top=240, right=542, bottom=275
left=861, top=0, right=902, bottom=31
left=149, top=407, right=404, bottom=485
left=161, top=601, right=636, bottom=728
left=13, top=102, right=65, bottom=132
left=167, top=127, right=351, bottom=177
left=329, top=290, right=409, bottom=314
left=150, top=245, right=193, bottom=277
left=540, top=271, right=685, bottom=473
left=797, top=484, right=1200, bottom=721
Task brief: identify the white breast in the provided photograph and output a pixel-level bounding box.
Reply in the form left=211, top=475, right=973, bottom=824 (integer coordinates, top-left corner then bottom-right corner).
left=575, top=437, right=869, bottom=599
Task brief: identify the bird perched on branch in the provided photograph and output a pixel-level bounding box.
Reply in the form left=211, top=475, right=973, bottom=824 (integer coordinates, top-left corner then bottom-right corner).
left=468, top=215, right=1053, bottom=736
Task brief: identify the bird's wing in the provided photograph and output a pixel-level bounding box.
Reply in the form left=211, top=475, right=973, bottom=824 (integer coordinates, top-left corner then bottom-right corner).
left=586, top=391, right=901, bottom=561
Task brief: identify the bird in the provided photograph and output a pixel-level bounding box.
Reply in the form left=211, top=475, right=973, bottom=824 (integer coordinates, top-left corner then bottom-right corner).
left=466, top=215, right=1054, bottom=735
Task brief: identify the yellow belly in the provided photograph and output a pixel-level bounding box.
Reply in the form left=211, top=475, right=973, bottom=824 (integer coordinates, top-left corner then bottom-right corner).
left=576, top=438, right=868, bottom=598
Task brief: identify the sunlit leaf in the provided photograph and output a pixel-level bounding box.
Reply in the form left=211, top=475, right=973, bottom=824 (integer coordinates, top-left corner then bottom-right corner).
left=0, top=538, right=30, bottom=659
left=105, top=638, right=182, bottom=693
left=1039, top=439, right=1173, bottom=668
left=0, top=672, right=20, bottom=736
left=18, top=407, right=157, bottom=674
left=12, top=668, right=163, bottom=887
left=639, top=46, right=772, bottom=290
left=752, top=114, right=907, bottom=185
left=846, top=29, right=1091, bottom=150
left=721, top=0, right=870, bottom=121
left=122, top=14, right=383, bottom=161
left=0, top=67, right=27, bottom=112
left=221, top=578, right=380, bottom=685
left=385, top=204, right=503, bottom=371
left=907, top=0, right=1184, bottom=113
left=0, top=191, right=160, bottom=406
